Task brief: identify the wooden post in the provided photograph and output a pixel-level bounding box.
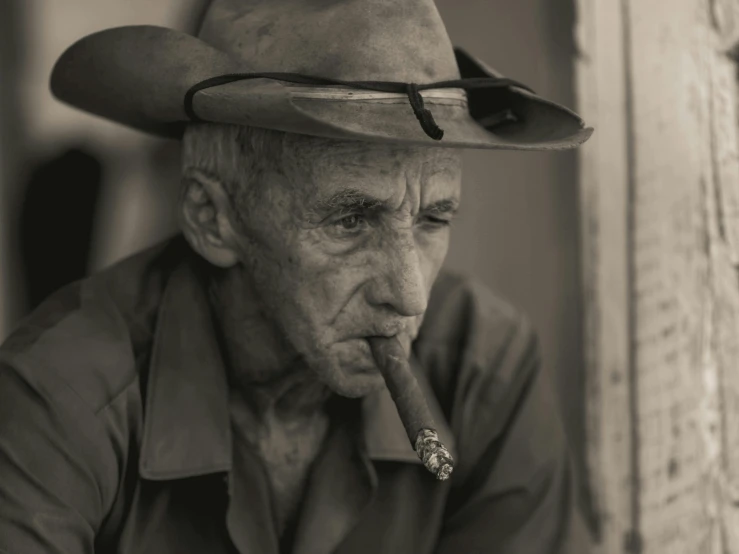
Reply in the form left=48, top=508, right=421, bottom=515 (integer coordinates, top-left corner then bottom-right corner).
left=576, top=0, right=739, bottom=552
left=0, top=0, right=25, bottom=340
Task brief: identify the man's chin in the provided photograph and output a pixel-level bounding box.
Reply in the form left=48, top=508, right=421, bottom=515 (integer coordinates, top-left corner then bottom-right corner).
left=311, top=339, right=388, bottom=398
left=330, top=371, right=386, bottom=398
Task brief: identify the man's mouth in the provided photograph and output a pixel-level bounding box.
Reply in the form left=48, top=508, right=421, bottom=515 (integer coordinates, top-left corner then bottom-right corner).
left=346, top=339, right=382, bottom=373
left=367, top=321, right=407, bottom=338
left=335, top=333, right=412, bottom=373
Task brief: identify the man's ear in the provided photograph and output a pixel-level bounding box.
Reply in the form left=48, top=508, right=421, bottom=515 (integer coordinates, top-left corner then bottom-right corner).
left=179, top=168, right=241, bottom=268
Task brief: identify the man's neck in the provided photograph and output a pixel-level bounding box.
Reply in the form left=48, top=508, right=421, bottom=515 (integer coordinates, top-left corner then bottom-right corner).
left=205, top=266, right=333, bottom=425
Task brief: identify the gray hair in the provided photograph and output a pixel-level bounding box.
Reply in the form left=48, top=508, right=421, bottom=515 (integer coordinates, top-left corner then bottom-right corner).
left=180, top=122, right=351, bottom=221
left=180, top=123, right=289, bottom=213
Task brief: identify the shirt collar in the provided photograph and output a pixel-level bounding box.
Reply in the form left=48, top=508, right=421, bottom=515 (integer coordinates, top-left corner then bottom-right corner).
left=139, top=253, right=455, bottom=480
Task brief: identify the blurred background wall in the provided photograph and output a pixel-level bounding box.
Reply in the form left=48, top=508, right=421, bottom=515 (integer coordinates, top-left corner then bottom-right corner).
left=0, top=0, right=591, bottom=532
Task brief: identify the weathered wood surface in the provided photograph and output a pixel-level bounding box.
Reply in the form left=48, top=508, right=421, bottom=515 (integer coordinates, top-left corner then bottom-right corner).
left=576, top=0, right=739, bottom=552
left=575, top=0, right=635, bottom=550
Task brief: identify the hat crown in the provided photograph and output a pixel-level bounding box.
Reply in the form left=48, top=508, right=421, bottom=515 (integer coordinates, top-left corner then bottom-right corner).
left=197, top=0, right=460, bottom=82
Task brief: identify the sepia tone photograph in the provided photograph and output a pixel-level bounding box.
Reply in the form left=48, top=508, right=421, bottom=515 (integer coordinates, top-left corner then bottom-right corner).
left=1, top=0, right=738, bottom=553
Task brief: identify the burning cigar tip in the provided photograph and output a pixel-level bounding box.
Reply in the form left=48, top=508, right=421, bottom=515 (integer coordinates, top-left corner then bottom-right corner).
left=415, top=428, right=454, bottom=480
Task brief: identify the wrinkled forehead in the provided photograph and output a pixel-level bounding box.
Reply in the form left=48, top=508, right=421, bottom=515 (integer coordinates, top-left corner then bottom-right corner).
left=282, top=136, right=463, bottom=194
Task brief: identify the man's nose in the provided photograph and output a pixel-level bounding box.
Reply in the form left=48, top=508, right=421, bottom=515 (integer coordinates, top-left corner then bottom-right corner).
left=367, top=232, right=428, bottom=317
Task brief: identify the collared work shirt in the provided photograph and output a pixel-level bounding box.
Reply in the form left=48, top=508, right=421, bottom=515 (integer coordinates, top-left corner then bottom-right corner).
left=0, top=236, right=592, bottom=554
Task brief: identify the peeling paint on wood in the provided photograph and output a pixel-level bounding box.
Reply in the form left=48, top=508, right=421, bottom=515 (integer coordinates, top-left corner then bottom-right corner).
left=577, top=0, right=739, bottom=552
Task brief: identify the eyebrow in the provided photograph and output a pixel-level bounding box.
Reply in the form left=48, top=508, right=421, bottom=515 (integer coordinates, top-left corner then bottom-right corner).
left=312, top=188, right=459, bottom=217
left=424, top=198, right=460, bottom=216
left=313, top=189, right=385, bottom=214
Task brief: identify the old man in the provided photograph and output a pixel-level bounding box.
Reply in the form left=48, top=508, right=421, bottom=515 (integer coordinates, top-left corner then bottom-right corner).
left=0, top=0, right=593, bottom=552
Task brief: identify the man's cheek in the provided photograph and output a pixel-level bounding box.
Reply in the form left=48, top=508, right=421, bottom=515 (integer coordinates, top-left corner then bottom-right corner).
left=282, top=270, right=350, bottom=332
left=423, top=233, right=451, bottom=269
left=311, top=261, right=367, bottom=307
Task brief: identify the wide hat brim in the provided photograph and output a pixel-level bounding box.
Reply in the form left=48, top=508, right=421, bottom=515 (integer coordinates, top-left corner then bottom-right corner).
left=50, top=25, right=593, bottom=150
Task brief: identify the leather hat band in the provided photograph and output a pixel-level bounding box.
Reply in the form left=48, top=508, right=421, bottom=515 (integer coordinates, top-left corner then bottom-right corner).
left=184, top=72, right=534, bottom=141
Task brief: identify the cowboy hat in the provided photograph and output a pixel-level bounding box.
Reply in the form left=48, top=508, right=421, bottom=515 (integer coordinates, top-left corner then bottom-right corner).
left=50, top=0, right=593, bottom=150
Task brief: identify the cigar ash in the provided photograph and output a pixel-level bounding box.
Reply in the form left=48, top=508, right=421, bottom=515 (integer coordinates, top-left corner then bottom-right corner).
left=414, top=429, right=454, bottom=481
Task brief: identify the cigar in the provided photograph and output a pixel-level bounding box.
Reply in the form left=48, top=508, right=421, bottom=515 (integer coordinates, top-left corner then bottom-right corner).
left=367, top=336, right=454, bottom=481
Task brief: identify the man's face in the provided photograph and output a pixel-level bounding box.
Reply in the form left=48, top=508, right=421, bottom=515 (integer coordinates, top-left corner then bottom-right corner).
left=231, top=139, right=462, bottom=398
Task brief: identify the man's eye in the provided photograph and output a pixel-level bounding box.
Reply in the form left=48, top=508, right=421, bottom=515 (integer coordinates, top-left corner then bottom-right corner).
left=335, top=214, right=367, bottom=231
left=421, top=215, right=452, bottom=227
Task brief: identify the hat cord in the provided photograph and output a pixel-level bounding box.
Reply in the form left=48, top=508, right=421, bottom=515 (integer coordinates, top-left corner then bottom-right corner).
left=405, top=83, right=444, bottom=140
left=183, top=72, right=534, bottom=141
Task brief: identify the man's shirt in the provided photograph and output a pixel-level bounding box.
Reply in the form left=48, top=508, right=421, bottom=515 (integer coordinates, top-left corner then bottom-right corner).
left=0, top=236, right=592, bottom=554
